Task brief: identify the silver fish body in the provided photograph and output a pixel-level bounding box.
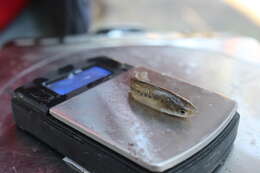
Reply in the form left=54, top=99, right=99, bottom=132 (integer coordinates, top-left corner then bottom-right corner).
left=130, top=77, right=197, bottom=118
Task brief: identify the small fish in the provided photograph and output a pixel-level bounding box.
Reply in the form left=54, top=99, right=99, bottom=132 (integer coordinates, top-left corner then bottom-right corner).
left=129, top=74, right=197, bottom=118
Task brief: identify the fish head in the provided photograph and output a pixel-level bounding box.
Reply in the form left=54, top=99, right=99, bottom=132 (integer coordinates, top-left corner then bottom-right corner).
left=166, top=105, right=196, bottom=118
left=183, top=100, right=197, bottom=112
left=164, top=97, right=197, bottom=118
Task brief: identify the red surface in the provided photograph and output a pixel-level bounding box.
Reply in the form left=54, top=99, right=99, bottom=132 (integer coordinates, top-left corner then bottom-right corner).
left=0, top=0, right=29, bottom=30
left=0, top=46, right=69, bottom=173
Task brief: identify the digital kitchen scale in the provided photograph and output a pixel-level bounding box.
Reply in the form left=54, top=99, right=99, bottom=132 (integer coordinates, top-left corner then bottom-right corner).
left=11, top=56, right=239, bottom=173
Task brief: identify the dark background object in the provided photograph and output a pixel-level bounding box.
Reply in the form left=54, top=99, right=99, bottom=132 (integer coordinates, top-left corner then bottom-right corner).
left=0, top=0, right=91, bottom=45
left=95, top=27, right=144, bottom=35
left=40, top=0, right=91, bottom=37
left=1, top=0, right=260, bottom=46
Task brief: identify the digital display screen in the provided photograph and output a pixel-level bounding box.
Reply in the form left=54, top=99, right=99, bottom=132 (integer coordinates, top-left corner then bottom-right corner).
left=46, top=66, right=111, bottom=95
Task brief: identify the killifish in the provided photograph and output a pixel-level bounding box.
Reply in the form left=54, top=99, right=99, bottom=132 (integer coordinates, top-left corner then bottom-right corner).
left=129, top=73, right=197, bottom=118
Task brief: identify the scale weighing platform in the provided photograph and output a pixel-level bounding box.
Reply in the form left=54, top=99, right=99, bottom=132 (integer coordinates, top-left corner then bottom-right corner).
left=11, top=56, right=239, bottom=173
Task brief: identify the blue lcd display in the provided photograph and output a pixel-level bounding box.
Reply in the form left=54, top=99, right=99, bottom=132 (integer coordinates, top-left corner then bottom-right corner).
left=46, top=66, right=111, bottom=95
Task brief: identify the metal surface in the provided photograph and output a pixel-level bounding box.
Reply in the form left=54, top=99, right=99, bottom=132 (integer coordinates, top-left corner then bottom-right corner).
left=0, top=32, right=260, bottom=172
left=50, top=67, right=237, bottom=172
left=63, top=157, right=90, bottom=173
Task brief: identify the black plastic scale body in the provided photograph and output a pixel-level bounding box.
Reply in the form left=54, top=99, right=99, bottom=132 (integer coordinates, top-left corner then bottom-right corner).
left=11, top=57, right=240, bottom=173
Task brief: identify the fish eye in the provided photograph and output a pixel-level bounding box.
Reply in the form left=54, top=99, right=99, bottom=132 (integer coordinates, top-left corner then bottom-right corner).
left=179, top=108, right=186, bottom=114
